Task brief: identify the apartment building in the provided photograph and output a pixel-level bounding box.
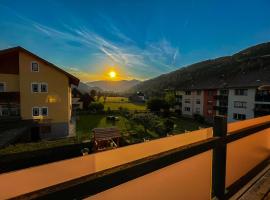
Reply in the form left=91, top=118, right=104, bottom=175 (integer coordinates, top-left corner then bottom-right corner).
left=203, top=89, right=217, bottom=121
left=181, top=90, right=204, bottom=117
left=0, top=46, right=79, bottom=139
left=174, top=86, right=270, bottom=123
left=227, top=88, right=256, bottom=122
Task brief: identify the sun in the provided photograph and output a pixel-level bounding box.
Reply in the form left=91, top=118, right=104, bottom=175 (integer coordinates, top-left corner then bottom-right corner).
left=109, top=71, right=116, bottom=78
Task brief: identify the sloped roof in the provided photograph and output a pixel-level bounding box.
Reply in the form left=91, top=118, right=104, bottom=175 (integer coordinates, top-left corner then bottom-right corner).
left=0, top=46, right=80, bottom=86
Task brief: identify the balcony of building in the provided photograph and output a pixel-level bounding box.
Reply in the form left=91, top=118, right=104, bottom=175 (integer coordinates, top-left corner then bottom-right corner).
left=0, top=92, right=20, bottom=117
left=254, top=104, right=270, bottom=117
left=214, top=94, right=229, bottom=101
left=255, top=90, right=270, bottom=103
left=0, top=115, right=269, bottom=199
left=0, top=92, right=20, bottom=103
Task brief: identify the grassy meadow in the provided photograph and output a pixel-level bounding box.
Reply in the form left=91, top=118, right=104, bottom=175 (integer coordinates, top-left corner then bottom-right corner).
left=99, top=96, right=146, bottom=111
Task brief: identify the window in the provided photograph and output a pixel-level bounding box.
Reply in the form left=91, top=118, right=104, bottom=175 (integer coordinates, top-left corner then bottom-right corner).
left=196, top=90, right=201, bottom=95
left=184, top=107, right=190, bottom=111
left=41, top=107, right=48, bottom=116
left=40, top=83, right=48, bottom=92
left=207, top=100, right=213, bottom=105
left=196, top=99, right=200, bottom=104
left=31, top=83, right=39, bottom=93
left=185, top=99, right=190, bottom=104
left=31, top=62, right=39, bottom=72
left=185, top=91, right=191, bottom=95
left=0, top=82, right=5, bottom=92
left=195, top=107, right=200, bottom=113
left=32, top=107, right=40, bottom=117
left=235, top=89, right=248, bottom=96
left=233, top=113, right=246, bottom=120
left=234, top=101, right=247, bottom=108
left=208, top=110, right=213, bottom=115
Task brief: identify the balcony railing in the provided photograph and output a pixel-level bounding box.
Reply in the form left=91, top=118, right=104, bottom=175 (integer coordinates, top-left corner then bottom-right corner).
left=213, top=105, right=228, bottom=112
left=214, top=95, right=228, bottom=101
left=0, top=92, right=20, bottom=103
left=0, top=116, right=269, bottom=199
left=255, top=94, right=270, bottom=102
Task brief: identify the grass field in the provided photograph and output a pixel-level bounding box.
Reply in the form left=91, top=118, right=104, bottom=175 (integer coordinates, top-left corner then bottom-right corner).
left=76, top=114, right=132, bottom=141
left=99, top=96, right=146, bottom=111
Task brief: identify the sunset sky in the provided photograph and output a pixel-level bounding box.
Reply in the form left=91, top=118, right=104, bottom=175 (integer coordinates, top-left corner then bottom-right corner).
left=1, top=0, right=270, bottom=82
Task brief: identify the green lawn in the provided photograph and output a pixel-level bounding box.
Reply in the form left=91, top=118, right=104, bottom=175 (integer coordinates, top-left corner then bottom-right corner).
left=76, top=114, right=132, bottom=141
left=76, top=114, right=208, bottom=143
left=99, top=96, right=146, bottom=111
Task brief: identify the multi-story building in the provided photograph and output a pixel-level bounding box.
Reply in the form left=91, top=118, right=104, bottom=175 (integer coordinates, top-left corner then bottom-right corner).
left=254, top=88, right=270, bottom=117
left=203, top=89, right=217, bottom=122
left=227, top=88, right=256, bottom=122
left=174, top=90, right=184, bottom=113
left=182, top=90, right=204, bottom=117
left=214, top=89, right=229, bottom=117
left=174, top=86, right=270, bottom=123
left=0, top=46, right=79, bottom=139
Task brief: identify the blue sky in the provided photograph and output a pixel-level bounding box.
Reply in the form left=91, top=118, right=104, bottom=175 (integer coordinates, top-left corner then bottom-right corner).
left=0, top=0, right=270, bottom=82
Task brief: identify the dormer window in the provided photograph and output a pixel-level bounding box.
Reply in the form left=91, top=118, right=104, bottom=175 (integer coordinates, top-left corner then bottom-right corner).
left=31, top=62, right=39, bottom=72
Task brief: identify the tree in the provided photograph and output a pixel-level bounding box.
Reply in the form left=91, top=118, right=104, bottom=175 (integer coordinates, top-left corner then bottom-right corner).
left=97, top=91, right=102, bottom=101
left=147, top=98, right=169, bottom=112
left=131, top=113, right=159, bottom=134
left=81, top=93, right=94, bottom=109
left=88, top=102, right=104, bottom=112
left=90, top=89, right=97, bottom=99
left=165, top=92, right=176, bottom=107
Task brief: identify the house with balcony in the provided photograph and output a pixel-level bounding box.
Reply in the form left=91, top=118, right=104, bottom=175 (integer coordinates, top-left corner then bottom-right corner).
left=0, top=46, right=79, bottom=139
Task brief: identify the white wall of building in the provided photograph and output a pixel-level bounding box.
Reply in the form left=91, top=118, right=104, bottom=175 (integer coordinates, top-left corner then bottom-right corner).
left=182, top=90, right=204, bottom=117
left=227, top=88, right=255, bottom=122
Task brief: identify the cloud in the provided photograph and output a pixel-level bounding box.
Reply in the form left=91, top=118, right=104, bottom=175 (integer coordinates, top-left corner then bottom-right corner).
left=0, top=5, right=180, bottom=80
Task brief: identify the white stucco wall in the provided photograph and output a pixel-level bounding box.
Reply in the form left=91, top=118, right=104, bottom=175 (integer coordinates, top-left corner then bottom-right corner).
left=182, top=90, right=204, bottom=117
left=227, top=88, right=255, bottom=122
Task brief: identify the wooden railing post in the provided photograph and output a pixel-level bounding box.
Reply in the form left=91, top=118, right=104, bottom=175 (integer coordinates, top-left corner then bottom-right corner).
left=212, top=116, right=227, bottom=200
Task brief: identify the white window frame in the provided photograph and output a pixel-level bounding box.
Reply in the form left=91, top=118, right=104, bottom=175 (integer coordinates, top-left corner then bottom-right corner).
left=0, top=82, right=6, bottom=92
left=184, top=107, right=190, bottom=111
left=32, top=107, right=40, bottom=117
left=31, top=61, right=39, bottom=72
left=184, top=99, right=191, bottom=104
left=40, top=107, right=48, bottom=116
left=40, top=82, right=48, bottom=93
left=31, top=82, right=40, bottom=93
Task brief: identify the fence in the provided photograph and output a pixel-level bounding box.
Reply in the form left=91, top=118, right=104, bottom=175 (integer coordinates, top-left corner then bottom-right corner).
left=0, top=115, right=269, bottom=199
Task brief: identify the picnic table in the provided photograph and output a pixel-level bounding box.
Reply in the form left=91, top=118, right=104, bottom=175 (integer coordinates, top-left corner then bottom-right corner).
left=92, top=127, right=121, bottom=152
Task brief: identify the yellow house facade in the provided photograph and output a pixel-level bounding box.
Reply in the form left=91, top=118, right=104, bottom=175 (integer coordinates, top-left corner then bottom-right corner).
left=0, top=46, right=79, bottom=139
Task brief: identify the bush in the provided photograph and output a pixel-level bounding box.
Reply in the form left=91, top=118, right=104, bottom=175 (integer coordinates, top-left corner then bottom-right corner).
left=131, top=113, right=160, bottom=134
left=88, top=102, right=104, bottom=112
left=164, top=119, right=174, bottom=134
left=147, top=98, right=169, bottom=112
left=193, top=114, right=205, bottom=123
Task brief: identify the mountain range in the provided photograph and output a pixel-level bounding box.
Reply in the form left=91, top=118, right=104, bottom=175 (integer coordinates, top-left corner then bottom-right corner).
left=131, top=42, right=270, bottom=95
left=86, top=79, right=141, bottom=92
